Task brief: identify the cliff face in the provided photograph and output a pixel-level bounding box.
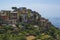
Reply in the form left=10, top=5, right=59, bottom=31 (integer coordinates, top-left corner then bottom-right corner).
left=0, top=7, right=60, bottom=40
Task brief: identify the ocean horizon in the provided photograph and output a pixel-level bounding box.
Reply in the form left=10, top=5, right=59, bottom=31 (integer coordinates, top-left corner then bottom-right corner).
left=48, top=17, right=60, bottom=28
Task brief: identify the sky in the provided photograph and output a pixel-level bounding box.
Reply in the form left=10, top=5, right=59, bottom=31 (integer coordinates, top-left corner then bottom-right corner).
left=0, top=0, right=60, bottom=18
left=0, top=0, right=60, bottom=28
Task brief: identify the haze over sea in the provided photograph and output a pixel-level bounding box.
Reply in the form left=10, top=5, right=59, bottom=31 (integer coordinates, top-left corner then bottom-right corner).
left=0, top=0, right=60, bottom=28
left=49, top=17, right=60, bottom=28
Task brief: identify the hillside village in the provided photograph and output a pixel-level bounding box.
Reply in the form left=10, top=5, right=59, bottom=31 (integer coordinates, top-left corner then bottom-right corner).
left=0, top=7, right=60, bottom=40
left=0, top=7, right=51, bottom=27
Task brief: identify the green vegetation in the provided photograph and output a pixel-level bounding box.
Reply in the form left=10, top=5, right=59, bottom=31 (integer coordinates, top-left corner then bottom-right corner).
left=0, top=24, right=60, bottom=40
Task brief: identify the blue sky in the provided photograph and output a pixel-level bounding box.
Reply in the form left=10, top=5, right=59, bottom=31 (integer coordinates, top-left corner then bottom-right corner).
left=0, top=0, right=60, bottom=18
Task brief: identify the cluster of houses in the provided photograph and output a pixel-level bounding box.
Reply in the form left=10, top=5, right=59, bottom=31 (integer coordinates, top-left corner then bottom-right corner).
left=0, top=7, right=51, bottom=28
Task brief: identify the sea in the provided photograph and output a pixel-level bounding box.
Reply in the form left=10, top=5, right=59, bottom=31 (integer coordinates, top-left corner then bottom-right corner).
left=48, top=17, right=60, bottom=28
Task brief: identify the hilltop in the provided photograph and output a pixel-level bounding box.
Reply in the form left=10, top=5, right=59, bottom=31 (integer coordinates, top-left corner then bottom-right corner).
left=0, top=7, right=60, bottom=40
